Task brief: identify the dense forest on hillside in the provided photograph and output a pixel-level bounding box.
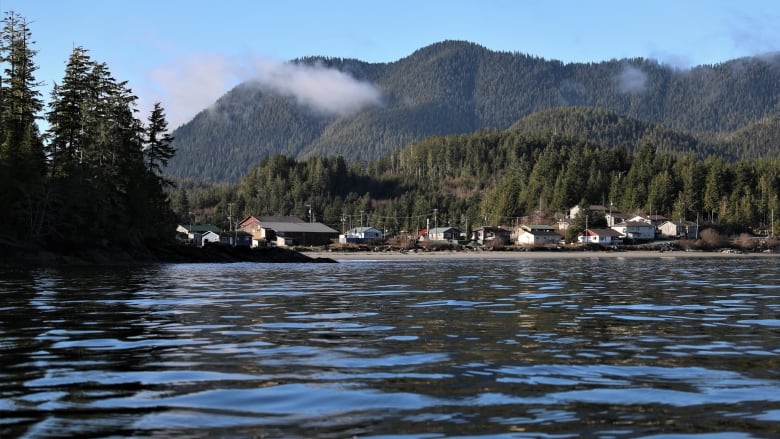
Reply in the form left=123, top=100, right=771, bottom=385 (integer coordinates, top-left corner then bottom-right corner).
left=0, top=12, right=177, bottom=250
left=168, top=40, right=780, bottom=182
left=172, top=128, right=780, bottom=240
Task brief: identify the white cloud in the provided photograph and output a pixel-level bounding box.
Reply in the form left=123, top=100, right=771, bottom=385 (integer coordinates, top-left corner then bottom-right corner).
left=617, top=64, right=648, bottom=94
left=142, top=53, right=383, bottom=129
left=245, top=58, right=383, bottom=116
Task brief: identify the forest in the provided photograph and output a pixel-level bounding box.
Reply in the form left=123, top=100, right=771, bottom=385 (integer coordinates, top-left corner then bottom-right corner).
left=172, top=128, right=780, bottom=241
left=0, top=12, right=177, bottom=250
left=168, top=40, right=780, bottom=182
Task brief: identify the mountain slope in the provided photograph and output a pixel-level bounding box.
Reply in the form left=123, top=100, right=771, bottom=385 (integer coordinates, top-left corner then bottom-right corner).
left=167, top=40, right=780, bottom=182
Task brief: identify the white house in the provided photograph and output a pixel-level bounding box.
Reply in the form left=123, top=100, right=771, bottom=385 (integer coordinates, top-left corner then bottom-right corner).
left=611, top=221, right=656, bottom=241
left=201, top=230, right=221, bottom=246
left=578, top=228, right=622, bottom=246
left=659, top=220, right=699, bottom=240
left=339, top=227, right=384, bottom=244
left=176, top=224, right=222, bottom=246
left=517, top=230, right=562, bottom=246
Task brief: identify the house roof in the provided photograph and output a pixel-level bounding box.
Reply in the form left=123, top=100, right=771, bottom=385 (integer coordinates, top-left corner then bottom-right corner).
left=630, top=214, right=668, bottom=221
left=520, top=230, right=561, bottom=237
left=429, top=227, right=462, bottom=233
left=585, top=228, right=622, bottom=237
left=180, top=224, right=222, bottom=233
left=257, top=216, right=305, bottom=223
left=521, top=224, right=556, bottom=231
left=262, top=221, right=338, bottom=234
left=613, top=221, right=655, bottom=227
left=661, top=220, right=698, bottom=227
left=350, top=226, right=380, bottom=233
left=473, top=226, right=508, bottom=232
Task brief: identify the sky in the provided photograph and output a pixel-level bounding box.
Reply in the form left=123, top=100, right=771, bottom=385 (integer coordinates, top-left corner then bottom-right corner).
left=2, top=0, right=780, bottom=129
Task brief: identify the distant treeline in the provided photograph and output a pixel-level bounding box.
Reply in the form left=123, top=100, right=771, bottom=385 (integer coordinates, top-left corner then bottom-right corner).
left=173, top=129, right=780, bottom=238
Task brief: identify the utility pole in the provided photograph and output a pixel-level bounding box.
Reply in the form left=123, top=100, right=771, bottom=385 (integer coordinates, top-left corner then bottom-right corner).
left=227, top=202, right=235, bottom=246
left=227, top=202, right=233, bottom=232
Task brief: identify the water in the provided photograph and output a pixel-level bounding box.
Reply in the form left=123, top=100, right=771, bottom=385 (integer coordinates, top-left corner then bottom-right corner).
left=1, top=256, right=779, bottom=438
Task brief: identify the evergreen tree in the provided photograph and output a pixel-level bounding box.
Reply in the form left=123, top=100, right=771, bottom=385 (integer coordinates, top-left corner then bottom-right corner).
left=144, top=102, right=175, bottom=184
left=0, top=11, right=46, bottom=239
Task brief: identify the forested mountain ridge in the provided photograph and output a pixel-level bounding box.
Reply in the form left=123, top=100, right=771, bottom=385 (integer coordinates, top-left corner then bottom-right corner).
left=168, top=40, right=780, bottom=182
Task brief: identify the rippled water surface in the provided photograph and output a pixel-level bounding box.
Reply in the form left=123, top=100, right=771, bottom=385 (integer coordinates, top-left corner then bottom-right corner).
left=1, top=256, right=779, bottom=438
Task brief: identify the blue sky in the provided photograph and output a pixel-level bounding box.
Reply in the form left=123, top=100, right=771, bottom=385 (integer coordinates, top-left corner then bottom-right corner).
left=2, top=0, right=780, bottom=128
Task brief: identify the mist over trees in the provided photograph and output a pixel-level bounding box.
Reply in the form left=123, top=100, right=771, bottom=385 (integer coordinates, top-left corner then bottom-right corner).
left=168, top=40, right=780, bottom=182
left=0, top=11, right=176, bottom=249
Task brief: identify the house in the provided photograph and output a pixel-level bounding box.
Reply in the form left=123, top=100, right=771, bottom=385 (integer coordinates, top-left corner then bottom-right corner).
left=238, top=215, right=338, bottom=246
left=218, top=230, right=253, bottom=247
left=176, top=224, right=222, bottom=247
left=611, top=221, right=656, bottom=241
left=578, top=228, right=622, bottom=246
left=659, top=220, right=699, bottom=240
left=517, top=229, right=562, bottom=246
left=201, top=230, right=222, bottom=246
left=427, top=227, right=464, bottom=242
left=472, top=226, right=511, bottom=244
left=339, top=226, right=384, bottom=244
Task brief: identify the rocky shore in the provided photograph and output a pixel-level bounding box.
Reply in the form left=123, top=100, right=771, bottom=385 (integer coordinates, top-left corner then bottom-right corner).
left=0, top=237, right=336, bottom=267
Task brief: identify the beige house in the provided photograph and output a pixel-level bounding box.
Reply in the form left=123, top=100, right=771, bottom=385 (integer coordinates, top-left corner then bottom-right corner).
left=659, top=220, right=699, bottom=240
left=517, top=230, right=562, bottom=246
left=238, top=215, right=338, bottom=247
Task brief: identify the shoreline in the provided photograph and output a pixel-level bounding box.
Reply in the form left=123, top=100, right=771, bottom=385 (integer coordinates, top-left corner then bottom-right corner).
left=303, top=249, right=780, bottom=261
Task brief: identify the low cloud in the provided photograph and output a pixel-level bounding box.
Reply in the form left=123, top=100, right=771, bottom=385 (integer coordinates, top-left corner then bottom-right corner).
left=246, top=58, right=383, bottom=116
left=142, top=54, right=383, bottom=129
left=617, top=64, right=648, bottom=94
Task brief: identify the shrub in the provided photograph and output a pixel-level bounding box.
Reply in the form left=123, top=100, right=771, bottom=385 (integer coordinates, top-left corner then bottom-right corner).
left=700, top=228, right=727, bottom=248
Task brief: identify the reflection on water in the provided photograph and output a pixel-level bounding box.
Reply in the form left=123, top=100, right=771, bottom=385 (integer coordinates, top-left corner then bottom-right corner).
left=1, top=257, right=779, bottom=438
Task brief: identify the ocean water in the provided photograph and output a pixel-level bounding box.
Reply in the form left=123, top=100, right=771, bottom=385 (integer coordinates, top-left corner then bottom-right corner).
left=1, top=256, right=779, bottom=438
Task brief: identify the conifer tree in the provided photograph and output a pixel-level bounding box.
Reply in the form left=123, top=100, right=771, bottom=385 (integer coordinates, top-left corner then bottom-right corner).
left=0, top=11, right=46, bottom=239
left=143, top=102, right=175, bottom=184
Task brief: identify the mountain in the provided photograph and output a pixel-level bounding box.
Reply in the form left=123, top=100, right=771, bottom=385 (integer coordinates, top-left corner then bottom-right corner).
left=167, top=40, right=780, bottom=182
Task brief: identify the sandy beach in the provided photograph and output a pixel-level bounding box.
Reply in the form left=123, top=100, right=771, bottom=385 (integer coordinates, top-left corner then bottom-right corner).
left=304, top=249, right=780, bottom=262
